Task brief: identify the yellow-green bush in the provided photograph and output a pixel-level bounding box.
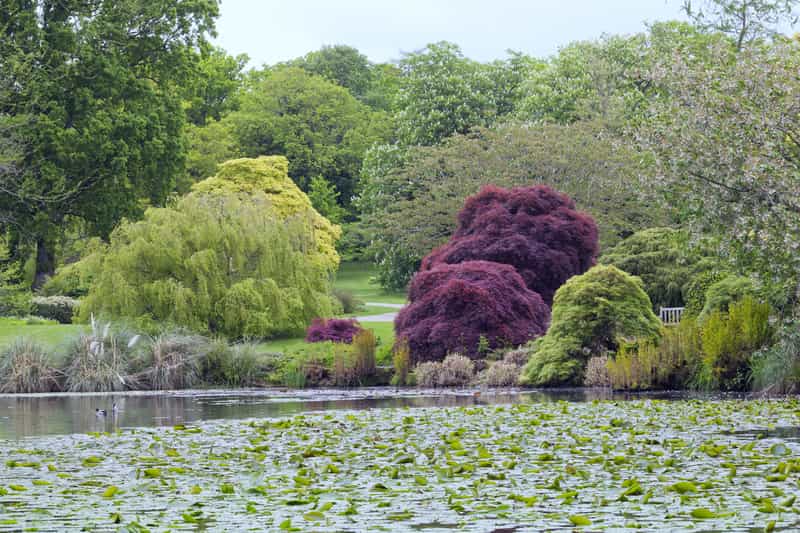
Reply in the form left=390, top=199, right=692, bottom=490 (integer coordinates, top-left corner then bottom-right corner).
left=521, top=265, right=662, bottom=386
left=192, top=156, right=341, bottom=272
left=79, top=193, right=336, bottom=339
left=696, top=296, right=771, bottom=390
left=607, top=319, right=702, bottom=391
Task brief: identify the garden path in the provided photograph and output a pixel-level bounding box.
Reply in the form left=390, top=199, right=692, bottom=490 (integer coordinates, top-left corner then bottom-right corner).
left=357, top=302, right=404, bottom=322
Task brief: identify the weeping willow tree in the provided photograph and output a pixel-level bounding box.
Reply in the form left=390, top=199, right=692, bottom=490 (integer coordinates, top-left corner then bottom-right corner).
left=79, top=193, right=337, bottom=339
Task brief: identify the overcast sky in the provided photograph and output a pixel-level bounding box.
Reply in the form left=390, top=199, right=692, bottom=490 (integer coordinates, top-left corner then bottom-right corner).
left=213, top=0, right=690, bottom=67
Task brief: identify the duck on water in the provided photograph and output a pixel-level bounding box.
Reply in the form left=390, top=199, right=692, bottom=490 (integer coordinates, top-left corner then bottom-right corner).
left=95, top=403, right=118, bottom=417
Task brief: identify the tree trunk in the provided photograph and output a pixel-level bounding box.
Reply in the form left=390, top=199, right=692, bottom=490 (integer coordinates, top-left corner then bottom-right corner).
left=32, top=236, right=55, bottom=290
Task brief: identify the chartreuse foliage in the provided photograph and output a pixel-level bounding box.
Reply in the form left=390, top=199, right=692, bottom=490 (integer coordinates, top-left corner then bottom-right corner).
left=1, top=399, right=799, bottom=529
left=522, top=265, right=662, bottom=386
left=79, top=193, right=336, bottom=339
left=192, top=156, right=341, bottom=271
left=698, top=275, right=755, bottom=323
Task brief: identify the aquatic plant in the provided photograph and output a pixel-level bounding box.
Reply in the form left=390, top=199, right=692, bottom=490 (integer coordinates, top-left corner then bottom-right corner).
left=1, top=398, right=800, bottom=530
left=697, top=296, right=772, bottom=391
left=395, top=261, right=549, bottom=363
left=421, top=184, right=598, bottom=305
left=0, top=339, right=60, bottom=393
left=606, top=319, right=702, bottom=391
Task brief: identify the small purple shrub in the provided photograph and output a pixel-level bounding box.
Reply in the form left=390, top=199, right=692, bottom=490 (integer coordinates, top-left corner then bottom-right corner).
left=395, top=261, right=550, bottom=364
left=305, top=318, right=362, bottom=344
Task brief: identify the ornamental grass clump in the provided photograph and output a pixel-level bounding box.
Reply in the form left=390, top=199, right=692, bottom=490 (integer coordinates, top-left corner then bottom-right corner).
left=414, top=353, right=475, bottom=388
left=305, top=318, right=363, bottom=343
left=63, top=316, right=141, bottom=392
left=521, top=265, right=662, bottom=387
left=140, top=333, right=209, bottom=390
left=485, top=361, right=520, bottom=387
left=0, top=339, right=61, bottom=393
left=391, top=338, right=412, bottom=386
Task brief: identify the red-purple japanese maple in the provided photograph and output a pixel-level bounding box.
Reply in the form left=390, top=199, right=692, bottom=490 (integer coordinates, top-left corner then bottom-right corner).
left=305, top=318, right=362, bottom=343
left=421, top=185, right=598, bottom=305
left=395, top=261, right=550, bottom=363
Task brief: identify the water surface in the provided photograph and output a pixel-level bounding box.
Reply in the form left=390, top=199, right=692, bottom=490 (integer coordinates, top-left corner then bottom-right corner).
left=0, top=387, right=703, bottom=439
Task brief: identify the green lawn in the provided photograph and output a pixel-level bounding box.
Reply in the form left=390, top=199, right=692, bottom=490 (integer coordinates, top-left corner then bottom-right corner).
left=1, top=262, right=401, bottom=356
left=333, top=262, right=406, bottom=304
left=0, top=318, right=83, bottom=351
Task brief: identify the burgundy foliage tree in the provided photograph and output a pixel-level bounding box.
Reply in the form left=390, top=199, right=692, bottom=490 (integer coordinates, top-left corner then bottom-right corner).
left=305, top=318, right=363, bottom=343
left=421, top=185, right=599, bottom=305
left=395, top=261, right=550, bottom=363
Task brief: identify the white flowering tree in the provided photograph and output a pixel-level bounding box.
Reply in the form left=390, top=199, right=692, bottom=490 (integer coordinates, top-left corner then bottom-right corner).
left=639, top=40, right=800, bottom=301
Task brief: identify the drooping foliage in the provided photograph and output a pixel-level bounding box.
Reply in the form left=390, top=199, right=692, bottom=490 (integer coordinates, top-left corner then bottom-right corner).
left=600, top=227, right=719, bottom=309
left=421, top=185, right=598, bottom=306
left=79, top=193, right=336, bottom=339
left=305, top=318, right=363, bottom=344
left=192, top=156, right=341, bottom=271
left=521, top=265, right=662, bottom=386
left=395, top=261, right=550, bottom=364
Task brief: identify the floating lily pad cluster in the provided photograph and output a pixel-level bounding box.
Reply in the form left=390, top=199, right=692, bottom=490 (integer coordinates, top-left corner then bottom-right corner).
left=0, top=399, right=798, bottom=531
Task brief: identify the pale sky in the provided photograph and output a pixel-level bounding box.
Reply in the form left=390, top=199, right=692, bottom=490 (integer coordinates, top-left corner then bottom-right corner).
left=213, top=0, right=690, bottom=67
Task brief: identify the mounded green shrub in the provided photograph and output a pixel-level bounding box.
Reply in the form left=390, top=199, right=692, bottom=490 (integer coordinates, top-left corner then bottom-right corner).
left=79, top=193, right=337, bottom=339
left=600, top=228, right=717, bottom=310
left=521, top=265, right=662, bottom=386
left=41, top=238, right=106, bottom=298
left=698, top=275, right=755, bottom=323
left=192, top=156, right=341, bottom=272
left=31, top=296, right=79, bottom=324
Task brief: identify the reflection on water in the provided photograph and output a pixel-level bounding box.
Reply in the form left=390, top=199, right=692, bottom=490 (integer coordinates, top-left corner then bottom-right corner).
left=0, top=387, right=717, bottom=439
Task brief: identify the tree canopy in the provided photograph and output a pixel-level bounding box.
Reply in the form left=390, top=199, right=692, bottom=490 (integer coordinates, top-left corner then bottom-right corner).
left=0, top=0, right=220, bottom=287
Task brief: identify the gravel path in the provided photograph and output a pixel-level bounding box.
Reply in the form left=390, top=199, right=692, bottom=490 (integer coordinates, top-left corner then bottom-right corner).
left=357, top=301, right=404, bottom=322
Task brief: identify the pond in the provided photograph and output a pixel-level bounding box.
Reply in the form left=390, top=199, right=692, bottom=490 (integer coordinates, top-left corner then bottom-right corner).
left=0, top=387, right=685, bottom=439
left=0, top=389, right=798, bottom=532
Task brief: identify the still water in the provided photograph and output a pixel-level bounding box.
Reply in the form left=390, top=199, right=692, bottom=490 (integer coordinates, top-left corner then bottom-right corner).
left=0, top=387, right=698, bottom=439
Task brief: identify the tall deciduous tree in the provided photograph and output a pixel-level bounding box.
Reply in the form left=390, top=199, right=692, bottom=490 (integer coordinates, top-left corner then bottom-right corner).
left=683, top=0, right=798, bottom=49
left=0, top=0, right=219, bottom=288
left=226, top=66, right=390, bottom=215
left=638, top=40, right=800, bottom=301
left=394, top=42, right=531, bottom=146
left=363, top=122, right=663, bottom=290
